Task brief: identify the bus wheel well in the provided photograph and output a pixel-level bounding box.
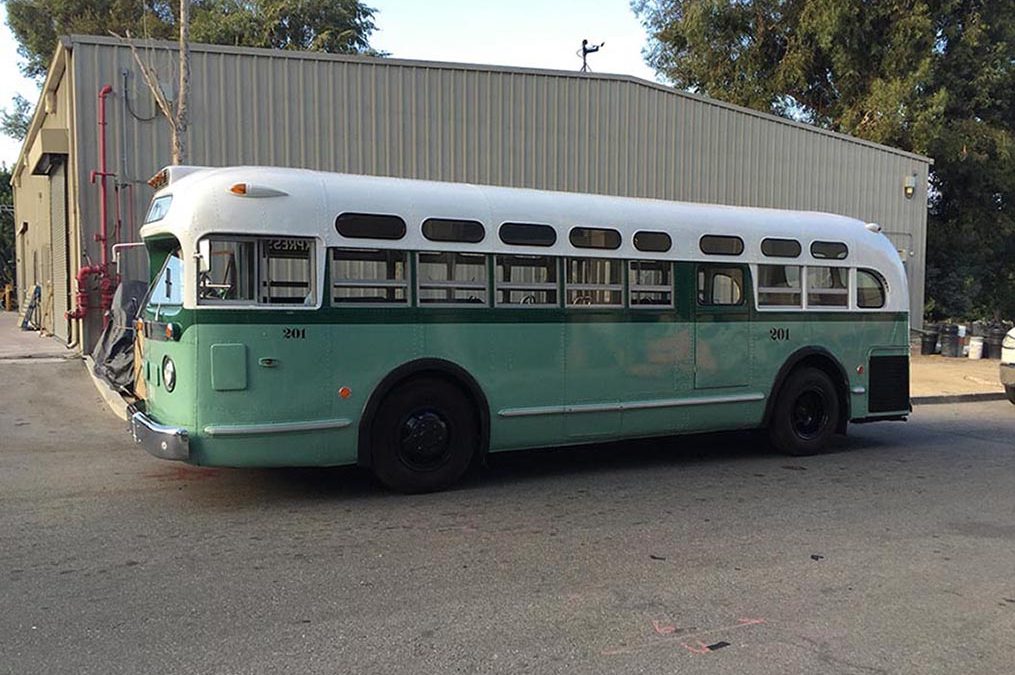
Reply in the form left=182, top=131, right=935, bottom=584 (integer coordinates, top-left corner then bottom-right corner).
left=765, top=349, right=850, bottom=434
left=357, top=358, right=490, bottom=469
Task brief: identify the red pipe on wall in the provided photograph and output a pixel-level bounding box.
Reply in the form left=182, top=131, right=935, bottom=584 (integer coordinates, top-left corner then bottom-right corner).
left=68, top=84, right=117, bottom=326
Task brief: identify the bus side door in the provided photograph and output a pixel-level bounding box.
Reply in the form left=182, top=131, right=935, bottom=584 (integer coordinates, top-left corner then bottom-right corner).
left=693, top=264, right=751, bottom=389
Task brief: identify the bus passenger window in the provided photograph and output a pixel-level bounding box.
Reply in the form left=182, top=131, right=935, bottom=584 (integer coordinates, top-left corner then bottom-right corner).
left=629, top=260, right=672, bottom=307
left=697, top=266, right=744, bottom=306
left=331, top=249, right=408, bottom=304
left=857, top=269, right=887, bottom=308
left=807, top=267, right=848, bottom=307
left=566, top=258, right=622, bottom=307
left=495, top=255, right=558, bottom=306
left=757, top=265, right=802, bottom=307
left=417, top=252, right=488, bottom=305
left=198, top=238, right=256, bottom=303
left=260, top=238, right=315, bottom=305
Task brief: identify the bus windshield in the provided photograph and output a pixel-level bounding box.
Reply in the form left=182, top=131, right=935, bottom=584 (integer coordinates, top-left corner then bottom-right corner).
left=145, top=248, right=184, bottom=316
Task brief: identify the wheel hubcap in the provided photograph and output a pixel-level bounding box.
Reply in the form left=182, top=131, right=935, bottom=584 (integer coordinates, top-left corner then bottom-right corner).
left=792, top=389, right=828, bottom=440
left=399, top=409, right=451, bottom=471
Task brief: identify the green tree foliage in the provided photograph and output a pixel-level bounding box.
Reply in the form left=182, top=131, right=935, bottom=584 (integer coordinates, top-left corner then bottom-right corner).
left=0, top=94, right=33, bottom=141
left=4, top=0, right=380, bottom=80
left=635, top=0, right=1014, bottom=320
left=0, top=163, right=14, bottom=286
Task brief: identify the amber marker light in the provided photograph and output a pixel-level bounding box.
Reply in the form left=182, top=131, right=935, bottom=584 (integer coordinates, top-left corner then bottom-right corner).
left=338, top=386, right=352, bottom=399
left=229, top=182, right=248, bottom=195
left=164, top=323, right=180, bottom=341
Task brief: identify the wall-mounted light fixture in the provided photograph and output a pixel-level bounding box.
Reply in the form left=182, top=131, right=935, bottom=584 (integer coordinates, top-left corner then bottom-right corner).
left=903, top=173, right=917, bottom=199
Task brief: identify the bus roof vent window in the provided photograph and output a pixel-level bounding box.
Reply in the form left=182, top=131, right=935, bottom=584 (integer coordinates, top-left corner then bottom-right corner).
left=634, top=231, right=672, bottom=252
left=499, top=222, right=557, bottom=247
left=761, top=238, right=801, bottom=258
left=810, top=241, right=849, bottom=260
left=570, top=227, right=621, bottom=250
left=422, top=218, right=485, bottom=243
left=336, top=213, right=406, bottom=240
left=700, top=235, right=744, bottom=256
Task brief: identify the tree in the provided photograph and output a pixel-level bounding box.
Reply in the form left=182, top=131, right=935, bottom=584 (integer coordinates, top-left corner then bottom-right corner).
left=0, top=163, right=14, bottom=287
left=1, top=94, right=33, bottom=141
left=4, top=0, right=380, bottom=80
left=635, top=0, right=1015, bottom=320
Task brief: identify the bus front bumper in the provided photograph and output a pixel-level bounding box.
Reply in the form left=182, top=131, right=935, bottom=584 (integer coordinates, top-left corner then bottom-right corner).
left=129, top=410, right=190, bottom=461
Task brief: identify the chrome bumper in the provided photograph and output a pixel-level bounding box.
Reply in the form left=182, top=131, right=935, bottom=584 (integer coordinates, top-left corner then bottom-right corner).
left=1001, top=362, right=1015, bottom=387
left=129, top=410, right=190, bottom=461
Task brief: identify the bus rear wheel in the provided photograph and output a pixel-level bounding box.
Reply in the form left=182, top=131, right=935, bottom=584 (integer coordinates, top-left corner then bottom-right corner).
left=370, top=376, right=478, bottom=493
left=769, top=367, right=841, bottom=456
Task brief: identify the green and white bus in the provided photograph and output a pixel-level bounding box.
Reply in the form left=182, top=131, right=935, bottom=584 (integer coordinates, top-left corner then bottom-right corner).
left=130, top=166, right=911, bottom=492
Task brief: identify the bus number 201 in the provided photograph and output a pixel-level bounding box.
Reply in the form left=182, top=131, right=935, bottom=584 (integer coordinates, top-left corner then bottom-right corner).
left=770, top=328, right=790, bottom=341
left=283, top=327, right=306, bottom=340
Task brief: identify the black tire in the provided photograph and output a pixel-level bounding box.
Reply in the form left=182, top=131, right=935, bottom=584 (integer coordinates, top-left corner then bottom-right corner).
left=768, top=367, right=841, bottom=456
left=370, top=376, right=479, bottom=493
left=1006, top=385, right=1015, bottom=405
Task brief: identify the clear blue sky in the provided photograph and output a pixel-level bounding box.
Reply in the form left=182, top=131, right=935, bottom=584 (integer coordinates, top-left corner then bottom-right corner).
left=0, top=0, right=659, bottom=167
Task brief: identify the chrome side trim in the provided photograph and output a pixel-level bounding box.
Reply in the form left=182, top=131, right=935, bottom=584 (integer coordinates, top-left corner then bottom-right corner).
left=203, top=418, right=352, bottom=436
left=851, top=386, right=867, bottom=394
left=498, top=392, right=765, bottom=418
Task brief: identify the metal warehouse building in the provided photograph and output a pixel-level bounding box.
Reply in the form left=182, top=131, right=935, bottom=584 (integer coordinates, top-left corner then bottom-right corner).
left=12, top=34, right=932, bottom=351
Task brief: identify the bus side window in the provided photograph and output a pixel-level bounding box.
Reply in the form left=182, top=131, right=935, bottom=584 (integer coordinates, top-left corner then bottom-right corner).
left=629, top=260, right=673, bottom=307
left=757, top=264, right=802, bottom=307
left=697, top=265, right=744, bottom=306
left=198, top=238, right=256, bottom=303
left=857, top=269, right=887, bottom=308
left=807, top=266, right=848, bottom=307
left=331, top=248, right=408, bottom=305
left=260, top=238, right=315, bottom=305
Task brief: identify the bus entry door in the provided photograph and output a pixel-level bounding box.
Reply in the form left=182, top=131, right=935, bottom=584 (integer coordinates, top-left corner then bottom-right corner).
left=693, top=264, right=751, bottom=389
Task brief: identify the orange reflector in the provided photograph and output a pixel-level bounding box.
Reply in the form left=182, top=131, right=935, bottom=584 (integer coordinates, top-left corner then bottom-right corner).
left=164, top=324, right=174, bottom=340
left=229, top=182, right=248, bottom=195
left=338, top=386, right=352, bottom=399
left=147, top=169, right=168, bottom=189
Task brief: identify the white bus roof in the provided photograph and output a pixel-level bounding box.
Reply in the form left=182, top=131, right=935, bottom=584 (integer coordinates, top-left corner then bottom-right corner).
left=141, top=165, right=907, bottom=298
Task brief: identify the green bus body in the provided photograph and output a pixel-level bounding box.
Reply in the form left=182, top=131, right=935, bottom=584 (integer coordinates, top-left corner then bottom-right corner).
left=140, top=260, right=908, bottom=468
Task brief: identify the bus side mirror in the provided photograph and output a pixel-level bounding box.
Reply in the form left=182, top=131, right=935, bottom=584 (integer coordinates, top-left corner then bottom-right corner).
left=197, top=240, right=211, bottom=273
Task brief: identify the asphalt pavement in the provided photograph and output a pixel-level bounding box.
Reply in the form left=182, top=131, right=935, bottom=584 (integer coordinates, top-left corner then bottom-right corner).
left=2, top=358, right=1014, bottom=674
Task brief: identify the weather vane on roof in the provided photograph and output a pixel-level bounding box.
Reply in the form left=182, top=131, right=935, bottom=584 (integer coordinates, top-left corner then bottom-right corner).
left=579, top=39, right=605, bottom=73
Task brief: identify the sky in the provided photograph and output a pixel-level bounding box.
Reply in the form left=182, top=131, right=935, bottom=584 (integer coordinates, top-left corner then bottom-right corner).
left=0, top=0, right=660, bottom=167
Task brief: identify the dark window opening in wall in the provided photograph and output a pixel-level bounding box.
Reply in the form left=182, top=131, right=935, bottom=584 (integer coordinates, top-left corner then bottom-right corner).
left=499, top=222, right=557, bottom=247
left=634, top=231, right=672, bottom=252
left=335, top=213, right=406, bottom=240
left=569, top=227, right=621, bottom=250
left=810, top=241, right=848, bottom=260
left=700, top=235, right=744, bottom=256
left=422, top=218, right=485, bottom=243
left=761, top=238, right=801, bottom=258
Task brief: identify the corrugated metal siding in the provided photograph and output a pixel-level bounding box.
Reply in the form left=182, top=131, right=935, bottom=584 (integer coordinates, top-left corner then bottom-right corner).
left=67, top=36, right=929, bottom=349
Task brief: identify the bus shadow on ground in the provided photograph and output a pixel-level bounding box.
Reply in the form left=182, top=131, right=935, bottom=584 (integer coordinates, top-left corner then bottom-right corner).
left=248, top=428, right=892, bottom=498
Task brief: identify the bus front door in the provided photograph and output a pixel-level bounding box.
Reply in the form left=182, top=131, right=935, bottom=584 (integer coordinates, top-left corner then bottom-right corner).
left=693, top=264, right=751, bottom=389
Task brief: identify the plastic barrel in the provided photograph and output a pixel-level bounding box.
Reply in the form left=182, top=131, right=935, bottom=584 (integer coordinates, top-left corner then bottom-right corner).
left=940, top=324, right=961, bottom=357
left=968, top=336, right=984, bottom=359
left=920, top=331, right=938, bottom=355
left=984, top=327, right=1006, bottom=359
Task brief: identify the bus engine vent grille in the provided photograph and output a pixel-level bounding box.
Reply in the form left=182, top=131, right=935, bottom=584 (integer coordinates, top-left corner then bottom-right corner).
left=868, top=355, right=910, bottom=413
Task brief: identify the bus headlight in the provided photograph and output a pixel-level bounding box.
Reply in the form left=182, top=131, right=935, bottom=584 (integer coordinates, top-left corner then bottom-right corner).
left=162, top=356, right=177, bottom=392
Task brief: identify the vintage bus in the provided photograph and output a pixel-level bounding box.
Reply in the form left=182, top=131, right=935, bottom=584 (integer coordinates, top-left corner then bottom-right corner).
left=130, top=166, right=910, bottom=492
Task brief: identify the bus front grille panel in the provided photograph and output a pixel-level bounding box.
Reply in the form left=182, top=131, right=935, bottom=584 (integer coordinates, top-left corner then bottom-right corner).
left=868, top=355, right=910, bottom=413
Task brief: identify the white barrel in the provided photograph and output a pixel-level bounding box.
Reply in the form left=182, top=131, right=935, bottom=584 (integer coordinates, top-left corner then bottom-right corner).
left=968, top=335, right=984, bottom=359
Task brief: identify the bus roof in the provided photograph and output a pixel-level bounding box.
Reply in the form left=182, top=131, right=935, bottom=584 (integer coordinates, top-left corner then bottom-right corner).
left=141, top=165, right=904, bottom=276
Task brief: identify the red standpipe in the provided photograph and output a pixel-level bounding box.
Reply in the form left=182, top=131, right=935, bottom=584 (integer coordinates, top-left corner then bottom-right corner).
left=68, top=84, right=117, bottom=325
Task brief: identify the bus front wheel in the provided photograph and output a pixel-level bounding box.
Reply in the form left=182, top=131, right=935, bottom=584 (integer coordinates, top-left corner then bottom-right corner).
left=769, top=367, right=841, bottom=456
left=370, top=376, right=479, bottom=493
